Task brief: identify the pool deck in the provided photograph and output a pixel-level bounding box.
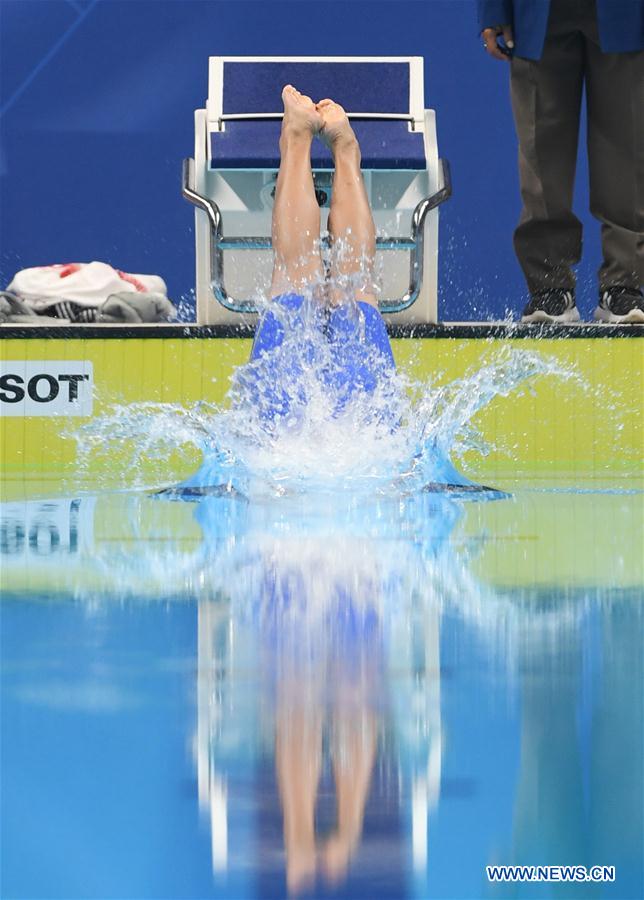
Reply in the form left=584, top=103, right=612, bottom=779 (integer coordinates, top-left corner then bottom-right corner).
left=1, top=322, right=643, bottom=339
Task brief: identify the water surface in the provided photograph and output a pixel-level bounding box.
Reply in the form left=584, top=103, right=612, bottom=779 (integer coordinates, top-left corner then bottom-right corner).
left=2, top=484, right=642, bottom=899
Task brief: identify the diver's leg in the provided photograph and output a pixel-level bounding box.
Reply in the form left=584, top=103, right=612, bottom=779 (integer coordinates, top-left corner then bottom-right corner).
left=269, top=86, right=325, bottom=298
left=251, top=86, right=324, bottom=381
left=323, top=707, right=377, bottom=883
left=319, top=100, right=377, bottom=306
left=317, top=99, right=395, bottom=407
left=276, top=698, right=323, bottom=893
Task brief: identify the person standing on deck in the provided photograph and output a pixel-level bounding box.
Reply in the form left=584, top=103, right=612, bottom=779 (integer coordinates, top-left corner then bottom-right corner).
left=478, top=0, right=644, bottom=323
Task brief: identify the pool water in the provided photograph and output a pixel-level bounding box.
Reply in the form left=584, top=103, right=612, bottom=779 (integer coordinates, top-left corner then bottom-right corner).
left=1, top=481, right=642, bottom=899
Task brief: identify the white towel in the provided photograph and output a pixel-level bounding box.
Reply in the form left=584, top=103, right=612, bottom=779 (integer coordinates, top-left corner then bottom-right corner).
left=7, top=261, right=167, bottom=310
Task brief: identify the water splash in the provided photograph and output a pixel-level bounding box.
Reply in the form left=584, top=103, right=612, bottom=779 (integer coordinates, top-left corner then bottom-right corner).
left=71, top=293, right=575, bottom=498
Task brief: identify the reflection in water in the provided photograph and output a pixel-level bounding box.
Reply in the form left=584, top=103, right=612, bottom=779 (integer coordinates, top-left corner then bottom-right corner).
left=1, top=488, right=643, bottom=898
left=192, top=491, right=453, bottom=894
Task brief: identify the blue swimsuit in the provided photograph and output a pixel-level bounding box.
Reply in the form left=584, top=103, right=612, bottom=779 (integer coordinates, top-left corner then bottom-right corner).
left=248, top=293, right=396, bottom=422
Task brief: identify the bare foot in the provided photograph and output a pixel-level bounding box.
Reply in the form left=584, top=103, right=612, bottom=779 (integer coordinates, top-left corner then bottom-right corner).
left=286, top=845, right=317, bottom=895
left=321, top=832, right=356, bottom=885
left=281, top=85, right=323, bottom=139
left=317, top=99, right=359, bottom=157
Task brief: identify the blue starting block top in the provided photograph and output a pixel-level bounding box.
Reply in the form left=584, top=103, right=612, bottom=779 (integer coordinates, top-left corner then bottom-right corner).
left=221, top=61, right=411, bottom=115
left=208, top=58, right=427, bottom=171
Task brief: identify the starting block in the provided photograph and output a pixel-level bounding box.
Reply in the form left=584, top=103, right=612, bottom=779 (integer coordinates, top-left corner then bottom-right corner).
left=183, top=57, right=451, bottom=325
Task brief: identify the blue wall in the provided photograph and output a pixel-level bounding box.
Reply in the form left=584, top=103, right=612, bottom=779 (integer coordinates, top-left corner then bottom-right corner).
left=0, top=0, right=600, bottom=321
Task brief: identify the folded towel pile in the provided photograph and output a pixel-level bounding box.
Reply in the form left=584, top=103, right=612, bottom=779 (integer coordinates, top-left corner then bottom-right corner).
left=1, top=262, right=176, bottom=324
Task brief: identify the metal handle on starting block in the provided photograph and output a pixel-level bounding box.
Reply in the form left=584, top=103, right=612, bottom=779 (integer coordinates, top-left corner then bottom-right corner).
left=182, top=156, right=452, bottom=315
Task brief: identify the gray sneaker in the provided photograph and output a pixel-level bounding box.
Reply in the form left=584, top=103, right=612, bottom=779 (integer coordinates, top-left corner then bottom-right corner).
left=521, top=289, right=580, bottom=324
left=594, top=287, right=644, bottom=324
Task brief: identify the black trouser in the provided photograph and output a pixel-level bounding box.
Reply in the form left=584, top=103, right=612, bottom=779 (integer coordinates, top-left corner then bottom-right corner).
left=510, top=0, right=644, bottom=294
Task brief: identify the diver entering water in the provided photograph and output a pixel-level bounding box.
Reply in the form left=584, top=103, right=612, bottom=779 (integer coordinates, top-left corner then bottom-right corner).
left=170, top=86, right=500, bottom=494
left=249, top=85, right=396, bottom=419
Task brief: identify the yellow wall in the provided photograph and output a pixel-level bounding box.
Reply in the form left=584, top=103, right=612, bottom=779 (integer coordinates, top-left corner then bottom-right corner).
left=1, top=336, right=642, bottom=494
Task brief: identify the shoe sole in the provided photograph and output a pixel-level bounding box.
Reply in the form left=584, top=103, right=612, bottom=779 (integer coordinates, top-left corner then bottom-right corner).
left=521, top=308, right=581, bottom=324
left=593, top=307, right=644, bottom=324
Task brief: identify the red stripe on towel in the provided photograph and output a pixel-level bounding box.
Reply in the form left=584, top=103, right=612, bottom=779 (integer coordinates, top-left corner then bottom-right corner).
left=117, top=270, right=147, bottom=292
left=58, top=264, right=82, bottom=278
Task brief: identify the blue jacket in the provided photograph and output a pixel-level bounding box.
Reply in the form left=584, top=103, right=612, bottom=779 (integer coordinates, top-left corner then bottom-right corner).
left=477, top=0, right=644, bottom=59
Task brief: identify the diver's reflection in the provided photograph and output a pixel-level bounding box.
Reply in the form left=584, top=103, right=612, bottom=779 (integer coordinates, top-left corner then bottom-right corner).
left=194, top=493, right=457, bottom=893
left=274, top=599, right=379, bottom=892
